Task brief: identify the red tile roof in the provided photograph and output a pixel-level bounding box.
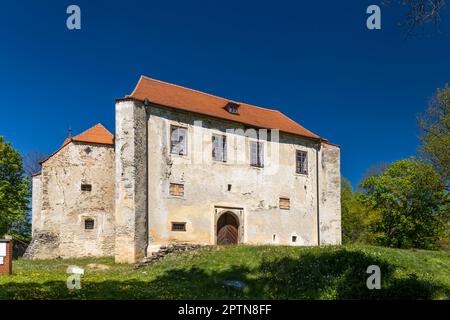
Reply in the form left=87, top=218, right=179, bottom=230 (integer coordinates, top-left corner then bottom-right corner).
left=41, top=124, right=113, bottom=165
left=71, top=123, right=114, bottom=145
left=126, top=76, right=321, bottom=140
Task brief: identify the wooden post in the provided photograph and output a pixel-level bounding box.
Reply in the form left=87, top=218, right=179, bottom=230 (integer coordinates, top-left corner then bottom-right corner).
left=0, top=239, right=13, bottom=275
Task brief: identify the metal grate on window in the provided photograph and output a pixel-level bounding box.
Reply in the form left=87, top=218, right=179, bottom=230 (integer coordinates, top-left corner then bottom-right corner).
left=85, top=219, right=94, bottom=230
left=81, top=184, right=92, bottom=192
left=171, top=222, right=186, bottom=231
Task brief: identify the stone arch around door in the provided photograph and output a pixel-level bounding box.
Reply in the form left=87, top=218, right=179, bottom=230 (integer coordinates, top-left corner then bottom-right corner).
left=214, top=207, right=244, bottom=245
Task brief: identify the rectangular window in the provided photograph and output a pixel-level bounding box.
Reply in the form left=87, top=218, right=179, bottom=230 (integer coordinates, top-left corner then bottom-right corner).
left=84, top=219, right=94, bottom=230
left=279, top=197, right=290, bottom=210
left=296, top=150, right=308, bottom=175
left=212, top=134, right=227, bottom=162
left=250, top=141, right=264, bottom=167
left=170, top=125, right=188, bottom=155
left=169, top=183, right=184, bottom=197
left=81, top=184, right=92, bottom=192
left=171, top=222, right=186, bottom=231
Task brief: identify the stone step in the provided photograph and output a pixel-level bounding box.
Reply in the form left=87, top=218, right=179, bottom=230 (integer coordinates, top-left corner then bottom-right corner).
left=134, top=243, right=209, bottom=269
left=146, top=244, right=162, bottom=256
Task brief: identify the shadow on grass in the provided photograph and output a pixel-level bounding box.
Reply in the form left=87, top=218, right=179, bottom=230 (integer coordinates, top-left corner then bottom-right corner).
left=1, top=249, right=448, bottom=299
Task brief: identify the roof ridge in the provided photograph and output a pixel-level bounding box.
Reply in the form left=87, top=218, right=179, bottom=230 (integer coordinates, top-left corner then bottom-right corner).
left=129, top=75, right=322, bottom=140
left=138, top=75, right=278, bottom=112
left=73, top=123, right=111, bottom=140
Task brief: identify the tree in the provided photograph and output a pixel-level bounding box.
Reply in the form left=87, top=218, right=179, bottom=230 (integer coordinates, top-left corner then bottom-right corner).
left=23, top=151, right=47, bottom=178
left=362, top=162, right=390, bottom=181
left=418, top=84, right=450, bottom=190
left=383, top=0, right=447, bottom=35
left=0, top=136, right=31, bottom=239
left=341, top=177, right=381, bottom=244
left=360, top=159, right=449, bottom=249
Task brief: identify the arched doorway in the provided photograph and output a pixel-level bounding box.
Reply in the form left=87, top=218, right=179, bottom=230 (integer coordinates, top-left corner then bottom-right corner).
left=217, top=212, right=239, bottom=245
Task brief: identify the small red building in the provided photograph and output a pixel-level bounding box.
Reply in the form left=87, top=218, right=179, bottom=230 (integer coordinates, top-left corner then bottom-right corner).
left=0, top=239, right=12, bottom=275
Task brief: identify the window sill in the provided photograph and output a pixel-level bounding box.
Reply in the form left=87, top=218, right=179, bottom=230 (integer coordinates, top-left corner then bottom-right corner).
left=167, top=195, right=186, bottom=200
left=294, top=172, right=308, bottom=177
left=212, top=159, right=227, bottom=163
left=170, top=153, right=189, bottom=159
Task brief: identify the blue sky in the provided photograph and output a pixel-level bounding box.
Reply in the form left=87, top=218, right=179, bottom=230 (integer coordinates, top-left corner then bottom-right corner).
left=1, top=0, right=449, bottom=186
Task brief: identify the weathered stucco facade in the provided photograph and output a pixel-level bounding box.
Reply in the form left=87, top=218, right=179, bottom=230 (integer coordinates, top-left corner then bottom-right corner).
left=28, top=76, right=341, bottom=263
left=27, top=126, right=115, bottom=259
left=114, top=99, right=341, bottom=263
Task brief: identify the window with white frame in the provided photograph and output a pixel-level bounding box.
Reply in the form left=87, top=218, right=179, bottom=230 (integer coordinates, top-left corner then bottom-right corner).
left=170, top=125, right=187, bottom=155
left=296, top=150, right=308, bottom=175
left=212, top=134, right=227, bottom=162
left=250, top=141, right=264, bottom=167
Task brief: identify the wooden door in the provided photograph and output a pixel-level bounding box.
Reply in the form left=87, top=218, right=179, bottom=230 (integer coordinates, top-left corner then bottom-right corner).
left=217, top=213, right=238, bottom=245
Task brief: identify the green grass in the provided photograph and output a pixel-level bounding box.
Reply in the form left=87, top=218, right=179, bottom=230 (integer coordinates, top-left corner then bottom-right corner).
left=1, top=245, right=449, bottom=300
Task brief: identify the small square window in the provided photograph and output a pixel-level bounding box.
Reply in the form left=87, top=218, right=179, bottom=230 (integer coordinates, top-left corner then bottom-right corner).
left=292, top=235, right=297, bottom=243
left=171, top=222, right=186, bottom=231
left=169, top=183, right=184, bottom=197
left=279, top=198, right=290, bottom=210
left=85, top=219, right=94, bottom=230
left=225, top=102, right=240, bottom=114
left=81, top=184, right=92, bottom=192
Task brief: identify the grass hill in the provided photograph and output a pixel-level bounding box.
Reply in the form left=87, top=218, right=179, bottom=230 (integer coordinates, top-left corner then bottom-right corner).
left=0, top=245, right=449, bottom=299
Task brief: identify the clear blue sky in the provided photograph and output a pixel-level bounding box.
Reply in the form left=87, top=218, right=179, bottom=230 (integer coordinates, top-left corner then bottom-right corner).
left=1, top=0, right=449, bottom=186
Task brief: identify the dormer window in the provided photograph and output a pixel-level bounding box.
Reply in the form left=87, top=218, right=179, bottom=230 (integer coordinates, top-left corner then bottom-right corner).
left=225, top=102, right=240, bottom=115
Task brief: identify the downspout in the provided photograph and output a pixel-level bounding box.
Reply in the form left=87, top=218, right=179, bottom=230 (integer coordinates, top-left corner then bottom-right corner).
left=144, top=99, right=150, bottom=257
left=316, top=138, right=322, bottom=246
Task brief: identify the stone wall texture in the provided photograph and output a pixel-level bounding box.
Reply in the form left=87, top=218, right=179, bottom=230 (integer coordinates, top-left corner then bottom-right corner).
left=26, top=141, right=115, bottom=259
left=28, top=100, right=341, bottom=263
left=142, top=103, right=341, bottom=255
left=114, top=101, right=148, bottom=263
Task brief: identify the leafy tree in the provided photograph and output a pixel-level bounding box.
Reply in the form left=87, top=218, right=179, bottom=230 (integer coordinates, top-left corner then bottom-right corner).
left=418, top=84, right=450, bottom=190
left=0, top=136, right=31, bottom=239
left=360, top=159, right=449, bottom=249
left=361, top=162, right=390, bottom=181
left=341, top=177, right=381, bottom=244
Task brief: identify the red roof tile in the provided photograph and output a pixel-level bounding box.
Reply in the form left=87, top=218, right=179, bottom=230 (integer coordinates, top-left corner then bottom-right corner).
left=71, top=123, right=114, bottom=145
left=41, top=124, right=113, bottom=165
left=127, top=76, right=321, bottom=140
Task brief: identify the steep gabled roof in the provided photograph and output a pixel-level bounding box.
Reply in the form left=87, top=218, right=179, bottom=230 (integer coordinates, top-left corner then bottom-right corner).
left=125, top=76, right=321, bottom=140
left=41, top=123, right=114, bottom=165
left=70, top=123, right=114, bottom=145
